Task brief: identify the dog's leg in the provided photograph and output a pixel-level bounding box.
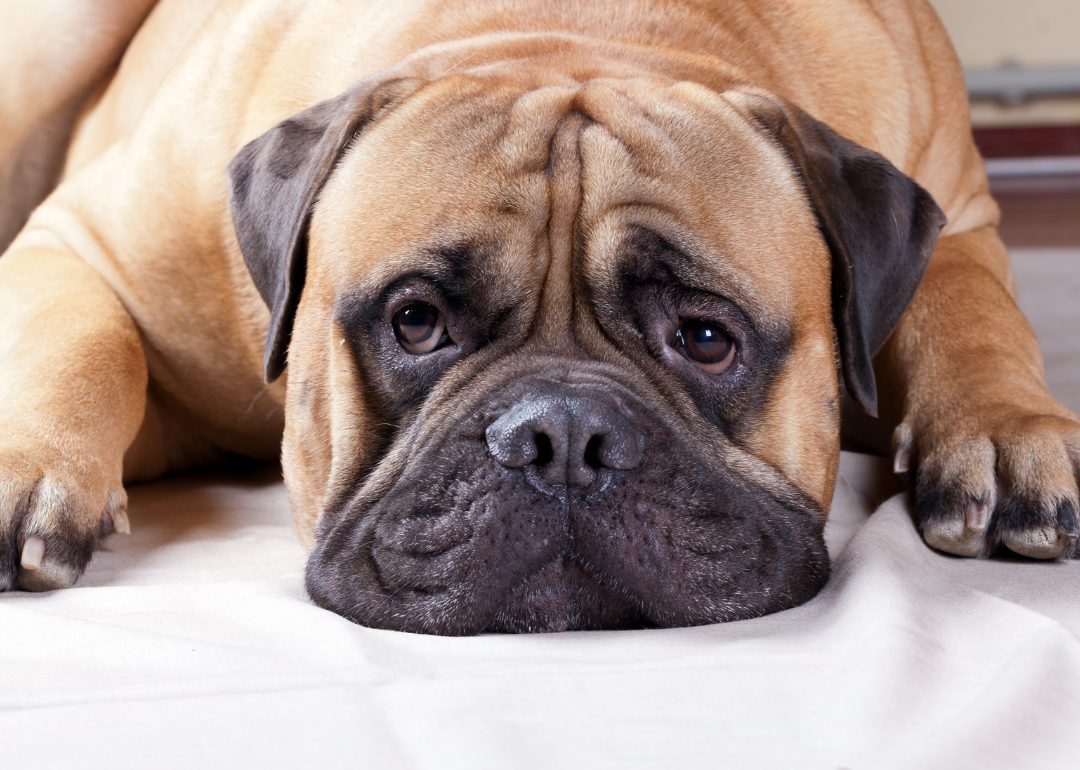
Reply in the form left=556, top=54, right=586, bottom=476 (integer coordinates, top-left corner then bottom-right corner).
left=0, top=0, right=159, bottom=251
left=883, top=225, right=1080, bottom=558
left=0, top=247, right=147, bottom=590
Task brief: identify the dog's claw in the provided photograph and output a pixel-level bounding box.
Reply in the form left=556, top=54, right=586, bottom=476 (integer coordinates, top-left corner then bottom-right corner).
left=964, top=501, right=989, bottom=533
left=1059, top=514, right=1080, bottom=562
left=892, top=423, right=914, bottom=475
left=20, top=536, right=45, bottom=570
left=110, top=506, right=131, bottom=535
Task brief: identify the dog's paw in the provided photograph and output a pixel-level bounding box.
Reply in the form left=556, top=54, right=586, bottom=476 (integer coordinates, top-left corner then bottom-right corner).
left=0, top=455, right=128, bottom=591
left=895, top=407, right=1080, bottom=559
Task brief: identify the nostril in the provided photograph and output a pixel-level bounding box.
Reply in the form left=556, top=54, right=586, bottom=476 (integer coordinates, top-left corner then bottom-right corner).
left=533, top=434, right=554, bottom=466
left=486, top=395, right=642, bottom=481
left=584, top=435, right=604, bottom=470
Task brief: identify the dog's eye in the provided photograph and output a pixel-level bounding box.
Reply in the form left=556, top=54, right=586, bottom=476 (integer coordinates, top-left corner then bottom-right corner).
left=675, top=320, right=735, bottom=373
left=393, top=303, right=448, bottom=354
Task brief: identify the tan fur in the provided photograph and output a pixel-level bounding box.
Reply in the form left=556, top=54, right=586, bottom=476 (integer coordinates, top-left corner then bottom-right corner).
left=0, top=0, right=159, bottom=250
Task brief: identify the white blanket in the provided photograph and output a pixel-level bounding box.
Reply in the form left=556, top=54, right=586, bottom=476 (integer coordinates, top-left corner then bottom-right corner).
left=3, top=249, right=1078, bottom=769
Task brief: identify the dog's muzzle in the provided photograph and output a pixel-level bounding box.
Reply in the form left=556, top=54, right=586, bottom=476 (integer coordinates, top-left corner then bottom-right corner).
left=305, top=371, right=829, bottom=635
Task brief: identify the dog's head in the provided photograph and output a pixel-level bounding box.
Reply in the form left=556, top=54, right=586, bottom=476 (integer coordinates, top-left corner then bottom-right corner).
left=227, top=68, right=944, bottom=634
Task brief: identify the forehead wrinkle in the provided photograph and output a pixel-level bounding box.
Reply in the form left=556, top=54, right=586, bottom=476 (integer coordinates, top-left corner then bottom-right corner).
left=582, top=210, right=782, bottom=338
left=574, top=80, right=680, bottom=178
left=492, top=83, right=579, bottom=174
left=528, top=108, right=588, bottom=349
left=573, top=82, right=827, bottom=331
left=575, top=134, right=779, bottom=329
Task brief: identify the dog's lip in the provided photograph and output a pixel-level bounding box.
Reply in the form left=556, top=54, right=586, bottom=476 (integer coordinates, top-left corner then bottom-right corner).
left=485, top=556, right=646, bottom=633
left=307, top=356, right=828, bottom=633
left=309, top=445, right=829, bottom=632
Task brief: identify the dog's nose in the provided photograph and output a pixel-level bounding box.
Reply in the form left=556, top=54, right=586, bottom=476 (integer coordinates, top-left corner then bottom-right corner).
left=485, top=396, right=643, bottom=486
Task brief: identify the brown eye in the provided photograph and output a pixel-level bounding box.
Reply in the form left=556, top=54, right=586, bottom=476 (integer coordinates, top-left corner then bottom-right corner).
left=676, top=320, right=734, bottom=373
left=393, top=303, right=448, bottom=354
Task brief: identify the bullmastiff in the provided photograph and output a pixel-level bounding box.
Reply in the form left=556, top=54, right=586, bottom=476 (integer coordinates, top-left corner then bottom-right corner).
left=1, top=0, right=1077, bottom=634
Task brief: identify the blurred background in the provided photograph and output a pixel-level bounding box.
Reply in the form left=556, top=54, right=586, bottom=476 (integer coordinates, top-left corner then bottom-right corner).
left=928, top=0, right=1080, bottom=249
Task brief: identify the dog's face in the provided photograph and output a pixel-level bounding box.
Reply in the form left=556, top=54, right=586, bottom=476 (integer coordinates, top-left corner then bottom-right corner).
left=227, top=71, right=943, bottom=634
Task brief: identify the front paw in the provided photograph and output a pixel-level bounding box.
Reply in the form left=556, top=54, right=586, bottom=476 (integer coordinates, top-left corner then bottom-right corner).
left=896, top=408, right=1080, bottom=559
left=0, top=456, right=128, bottom=591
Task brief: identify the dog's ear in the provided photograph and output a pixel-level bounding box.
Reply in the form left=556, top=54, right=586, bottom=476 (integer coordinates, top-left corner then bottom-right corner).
left=727, top=90, right=946, bottom=417
left=227, top=76, right=424, bottom=381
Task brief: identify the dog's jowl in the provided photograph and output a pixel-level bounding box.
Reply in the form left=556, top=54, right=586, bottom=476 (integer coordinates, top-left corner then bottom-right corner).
left=1, top=0, right=1078, bottom=633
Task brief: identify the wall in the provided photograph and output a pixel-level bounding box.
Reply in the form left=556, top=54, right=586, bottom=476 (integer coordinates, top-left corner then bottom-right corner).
left=928, top=0, right=1080, bottom=68
left=927, top=0, right=1080, bottom=126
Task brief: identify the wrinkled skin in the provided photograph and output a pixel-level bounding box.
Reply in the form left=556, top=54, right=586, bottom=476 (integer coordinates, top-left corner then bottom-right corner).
left=308, top=361, right=829, bottom=634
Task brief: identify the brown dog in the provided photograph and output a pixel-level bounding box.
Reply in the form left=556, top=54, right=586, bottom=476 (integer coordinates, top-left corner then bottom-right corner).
left=1, top=0, right=1076, bottom=633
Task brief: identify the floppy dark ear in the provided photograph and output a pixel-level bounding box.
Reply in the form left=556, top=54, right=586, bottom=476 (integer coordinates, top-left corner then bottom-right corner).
left=226, top=76, right=423, bottom=381
left=728, top=91, right=947, bottom=417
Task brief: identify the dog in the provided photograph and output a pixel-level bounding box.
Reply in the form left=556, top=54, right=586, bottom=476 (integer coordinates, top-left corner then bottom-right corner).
left=1, top=0, right=1077, bottom=634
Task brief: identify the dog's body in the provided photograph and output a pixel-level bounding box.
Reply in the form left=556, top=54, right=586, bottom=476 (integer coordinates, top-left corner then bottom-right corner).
left=1, top=0, right=1077, bottom=633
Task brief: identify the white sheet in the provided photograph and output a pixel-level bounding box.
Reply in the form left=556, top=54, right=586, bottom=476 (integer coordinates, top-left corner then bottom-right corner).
left=2, top=249, right=1079, bottom=769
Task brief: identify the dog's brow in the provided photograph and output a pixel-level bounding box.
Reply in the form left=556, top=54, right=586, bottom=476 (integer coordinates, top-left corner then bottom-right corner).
left=334, top=239, right=513, bottom=325
left=430, top=244, right=481, bottom=296
left=615, top=226, right=795, bottom=365
left=619, top=227, right=765, bottom=323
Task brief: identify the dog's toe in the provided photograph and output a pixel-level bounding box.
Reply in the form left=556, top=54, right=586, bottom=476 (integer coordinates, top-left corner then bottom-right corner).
left=921, top=503, right=987, bottom=557
left=903, top=412, right=1080, bottom=560
left=1001, top=527, right=1063, bottom=559
left=0, top=464, right=127, bottom=592
left=18, top=535, right=82, bottom=591
left=996, top=498, right=1077, bottom=560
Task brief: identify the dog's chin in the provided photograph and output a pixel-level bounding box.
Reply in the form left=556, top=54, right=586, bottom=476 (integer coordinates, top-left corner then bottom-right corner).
left=486, top=558, right=647, bottom=633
